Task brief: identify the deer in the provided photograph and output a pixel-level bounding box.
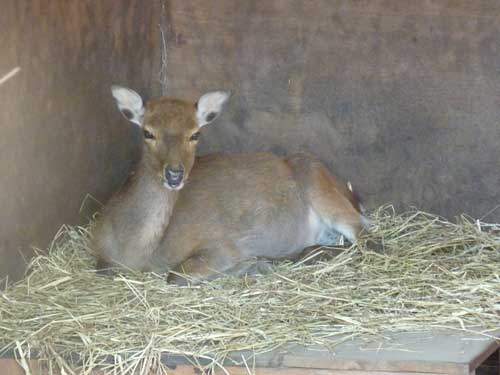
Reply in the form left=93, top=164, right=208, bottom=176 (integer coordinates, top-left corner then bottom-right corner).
left=93, top=86, right=370, bottom=285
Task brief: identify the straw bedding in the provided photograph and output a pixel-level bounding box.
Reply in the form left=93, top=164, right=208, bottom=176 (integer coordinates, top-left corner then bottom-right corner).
left=0, top=206, right=499, bottom=374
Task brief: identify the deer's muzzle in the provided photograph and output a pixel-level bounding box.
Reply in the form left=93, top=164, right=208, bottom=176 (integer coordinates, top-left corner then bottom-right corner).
left=164, top=166, right=184, bottom=190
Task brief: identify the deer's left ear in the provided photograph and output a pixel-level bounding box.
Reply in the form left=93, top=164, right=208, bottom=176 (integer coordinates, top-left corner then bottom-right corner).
left=195, top=90, right=231, bottom=127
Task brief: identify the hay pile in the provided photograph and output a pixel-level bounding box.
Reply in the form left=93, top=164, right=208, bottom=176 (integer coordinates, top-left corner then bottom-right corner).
left=0, top=206, right=499, bottom=374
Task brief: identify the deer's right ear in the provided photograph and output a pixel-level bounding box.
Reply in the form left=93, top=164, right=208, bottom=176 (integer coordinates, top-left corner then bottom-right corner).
left=195, top=90, right=231, bottom=127
left=111, top=85, right=145, bottom=127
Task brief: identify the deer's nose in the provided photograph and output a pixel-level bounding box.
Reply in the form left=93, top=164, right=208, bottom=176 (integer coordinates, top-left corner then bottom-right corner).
left=164, top=166, right=184, bottom=188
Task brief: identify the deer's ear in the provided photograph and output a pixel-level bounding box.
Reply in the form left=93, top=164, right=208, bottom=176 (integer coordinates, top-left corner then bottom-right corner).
left=111, top=85, right=145, bottom=127
left=195, top=90, right=231, bottom=127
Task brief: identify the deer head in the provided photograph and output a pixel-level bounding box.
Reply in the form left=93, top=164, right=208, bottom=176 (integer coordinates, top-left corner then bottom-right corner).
left=111, top=86, right=230, bottom=190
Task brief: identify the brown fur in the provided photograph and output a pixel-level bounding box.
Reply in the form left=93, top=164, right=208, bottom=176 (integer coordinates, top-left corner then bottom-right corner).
left=140, top=97, right=200, bottom=179
left=148, top=152, right=368, bottom=284
left=94, top=91, right=368, bottom=284
left=93, top=97, right=200, bottom=272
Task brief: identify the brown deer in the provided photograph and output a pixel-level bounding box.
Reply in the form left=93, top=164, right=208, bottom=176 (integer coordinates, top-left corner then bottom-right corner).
left=93, top=86, right=230, bottom=272
left=94, top=86, right=369, bottom=285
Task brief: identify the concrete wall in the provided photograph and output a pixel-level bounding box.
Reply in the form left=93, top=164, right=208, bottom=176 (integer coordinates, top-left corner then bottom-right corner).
left=1, top=1, right=499, bottom=282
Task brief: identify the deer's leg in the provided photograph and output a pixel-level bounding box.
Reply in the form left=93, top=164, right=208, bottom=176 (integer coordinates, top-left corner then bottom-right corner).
left=287, top=154, right=369, bottom=244
left=226, top=259, right=275, bottom=278
left=167, top=243, right=243, bottom=285
left=308, top=166, right=368, bottom=244
left=304, top=163, right=384, bottom=252
left=95, top=257, right=118, bottom=277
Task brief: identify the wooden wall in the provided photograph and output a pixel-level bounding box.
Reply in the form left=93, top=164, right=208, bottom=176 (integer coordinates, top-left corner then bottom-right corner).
left=0, top=1, right=163, bottom=282
left=1, top=1, right=499, bottom=282
left=165, top=0, right=500, bottom=221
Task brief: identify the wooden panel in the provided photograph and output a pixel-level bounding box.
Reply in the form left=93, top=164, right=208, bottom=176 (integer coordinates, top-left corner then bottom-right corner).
left=1, top=330, right=497, bottom=375
left=0, top=1, right=163, bottom=282
left=165, top=0, right=500, bottom=223
left=0, top=358, right=448, bottom=375
left=169, top=367, right=444, bottom=375
left=0, top=358, right=25, bottom=375
left=216, top=330, right=498, bottom=375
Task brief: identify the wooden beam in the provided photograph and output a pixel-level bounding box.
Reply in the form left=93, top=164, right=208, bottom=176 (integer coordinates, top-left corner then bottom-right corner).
left=0, top=358, right=448, bottom=375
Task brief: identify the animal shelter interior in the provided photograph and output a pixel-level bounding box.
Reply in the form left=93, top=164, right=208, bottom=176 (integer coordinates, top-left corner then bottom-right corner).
left=0, top=1, right=499, bottom=374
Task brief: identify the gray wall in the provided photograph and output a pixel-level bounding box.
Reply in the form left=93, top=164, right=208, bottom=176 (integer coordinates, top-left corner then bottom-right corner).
left=1, top=1, right=499, bottom=282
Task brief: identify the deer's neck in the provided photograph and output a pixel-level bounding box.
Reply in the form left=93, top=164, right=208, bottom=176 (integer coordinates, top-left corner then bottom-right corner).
left=136, top=153, right=179, bottom=240
left=110, top=153, right=179, bottom=266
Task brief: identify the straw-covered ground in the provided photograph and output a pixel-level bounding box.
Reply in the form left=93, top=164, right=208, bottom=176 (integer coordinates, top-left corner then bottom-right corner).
left=0, top=206, right=499, bottom=374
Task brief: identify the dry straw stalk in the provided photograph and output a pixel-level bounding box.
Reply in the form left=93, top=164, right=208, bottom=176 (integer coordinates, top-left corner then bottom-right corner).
left=0, top=205, right=499, bottom=374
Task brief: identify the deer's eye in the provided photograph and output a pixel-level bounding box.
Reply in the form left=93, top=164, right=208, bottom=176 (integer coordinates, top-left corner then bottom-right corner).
left=190, top=131, right=201, bottom=141
left=143, top=129, right=155, bottom=140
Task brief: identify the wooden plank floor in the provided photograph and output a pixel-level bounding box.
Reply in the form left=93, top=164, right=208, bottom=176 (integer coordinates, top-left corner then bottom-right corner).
left=1, top=329, right=498, bottom=374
